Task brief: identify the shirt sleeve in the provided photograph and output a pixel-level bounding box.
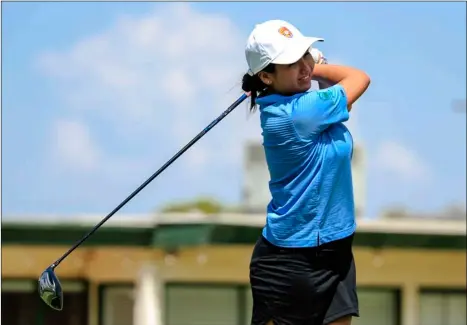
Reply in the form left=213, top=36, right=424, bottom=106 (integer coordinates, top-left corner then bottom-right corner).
left=291, top=84, right=349, bottom=139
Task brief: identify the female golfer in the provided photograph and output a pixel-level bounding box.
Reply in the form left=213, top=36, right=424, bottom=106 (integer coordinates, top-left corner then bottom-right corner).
left=242, top=20, right=371, bottom=325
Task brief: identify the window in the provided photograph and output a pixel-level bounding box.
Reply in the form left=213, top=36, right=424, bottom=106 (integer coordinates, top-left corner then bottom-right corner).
left=2, top=280, right=38, bottom=325
left=353, top=288, right=400, bottom=325
left=101, top=286, right=134, bottom=325
left=243, top=286, right=253, bottom=325
left=420, top=290, right=466, bottom=325
left=2, top=279, right=88, bottom=325
left=166, top=284, right=240, bottom=325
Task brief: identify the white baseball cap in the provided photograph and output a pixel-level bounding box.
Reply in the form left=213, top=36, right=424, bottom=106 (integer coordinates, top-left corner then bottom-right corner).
left=245, top=20, right=324, bottom=76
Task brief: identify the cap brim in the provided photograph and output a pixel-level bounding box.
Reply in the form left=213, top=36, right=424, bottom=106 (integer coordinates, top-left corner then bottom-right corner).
left=271, top=36, right=324, bottom=65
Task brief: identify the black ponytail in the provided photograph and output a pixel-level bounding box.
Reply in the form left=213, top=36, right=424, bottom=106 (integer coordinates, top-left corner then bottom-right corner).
left=241, top=64, right=276, bottom=112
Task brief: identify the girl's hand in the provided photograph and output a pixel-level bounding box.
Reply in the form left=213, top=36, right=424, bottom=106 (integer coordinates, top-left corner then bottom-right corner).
left=309, top=48, right=328, bottom=65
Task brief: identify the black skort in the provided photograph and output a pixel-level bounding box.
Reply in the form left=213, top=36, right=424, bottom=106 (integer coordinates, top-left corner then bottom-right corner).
left=249, top=234, right=359, bottom=325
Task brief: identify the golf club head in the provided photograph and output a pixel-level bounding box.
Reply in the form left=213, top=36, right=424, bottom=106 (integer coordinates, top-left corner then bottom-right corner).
left=38, top=266, right=63, bottom=311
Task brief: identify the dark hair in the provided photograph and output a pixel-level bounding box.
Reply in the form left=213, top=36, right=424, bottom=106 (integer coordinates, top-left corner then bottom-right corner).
left=241, top=64, right=276, bottom=112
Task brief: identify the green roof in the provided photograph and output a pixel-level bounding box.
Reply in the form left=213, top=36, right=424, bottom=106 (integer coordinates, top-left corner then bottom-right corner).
left=2, top=214, right=466, bottom=250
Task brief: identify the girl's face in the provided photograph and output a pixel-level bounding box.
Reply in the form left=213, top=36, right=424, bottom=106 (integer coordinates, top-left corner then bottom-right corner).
left=259, top=51, right=315, bottom=96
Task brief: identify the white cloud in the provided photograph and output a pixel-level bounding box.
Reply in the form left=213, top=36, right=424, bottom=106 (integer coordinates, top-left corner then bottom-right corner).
left=161, top=68, right=197, bottom=106
left=52, top=118, right=102, bottom=171
left=374, top=140, right=432, bottom=182
left=37, top=3, right=259, bottom=182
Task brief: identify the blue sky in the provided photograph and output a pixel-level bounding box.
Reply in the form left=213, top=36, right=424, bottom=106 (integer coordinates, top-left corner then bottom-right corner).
left=2, top=2, right=466, bottom=219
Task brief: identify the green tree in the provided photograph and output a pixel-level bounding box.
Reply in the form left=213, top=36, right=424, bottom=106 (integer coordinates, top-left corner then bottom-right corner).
left=160, top=197, right=230, bottom=214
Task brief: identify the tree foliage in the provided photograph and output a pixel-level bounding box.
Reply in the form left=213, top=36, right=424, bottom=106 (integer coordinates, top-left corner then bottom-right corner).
left=160, top=197, right=232, bottom=214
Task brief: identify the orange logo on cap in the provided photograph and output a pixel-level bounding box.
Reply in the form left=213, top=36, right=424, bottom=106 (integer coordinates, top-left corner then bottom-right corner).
left=278, top=26, right=293, bottom=38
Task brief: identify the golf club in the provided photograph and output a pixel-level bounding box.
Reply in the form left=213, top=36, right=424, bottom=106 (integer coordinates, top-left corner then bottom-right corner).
left=38, top=92, right=249, bottom=311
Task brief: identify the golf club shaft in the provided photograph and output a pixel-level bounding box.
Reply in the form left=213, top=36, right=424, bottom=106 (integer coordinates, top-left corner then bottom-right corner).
left=52, top=93, right=249, bottom=268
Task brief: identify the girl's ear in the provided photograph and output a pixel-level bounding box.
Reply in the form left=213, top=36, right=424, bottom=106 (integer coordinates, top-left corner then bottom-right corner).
left=258, top=71, right=272, bottom=86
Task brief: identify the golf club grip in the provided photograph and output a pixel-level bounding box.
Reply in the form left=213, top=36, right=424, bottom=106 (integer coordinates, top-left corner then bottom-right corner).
left=53, top=93, right=249, bottom=267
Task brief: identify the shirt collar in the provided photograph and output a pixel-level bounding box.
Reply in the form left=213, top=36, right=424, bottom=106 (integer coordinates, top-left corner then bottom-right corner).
left=256, top=92, right=305, bottom=108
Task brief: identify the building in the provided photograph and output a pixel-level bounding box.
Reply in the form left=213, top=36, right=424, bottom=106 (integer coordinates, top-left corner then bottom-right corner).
left=351, top=144, right=366, bottom=217
left=2, top=214, right=466, bottom=325
left=242, top=142, right=270, bottom=213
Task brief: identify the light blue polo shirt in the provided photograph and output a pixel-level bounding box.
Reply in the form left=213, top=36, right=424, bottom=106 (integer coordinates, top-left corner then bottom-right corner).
left=256, top=84, right=356, bottom=248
